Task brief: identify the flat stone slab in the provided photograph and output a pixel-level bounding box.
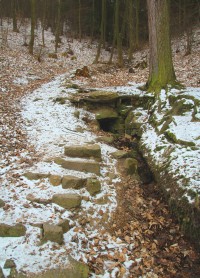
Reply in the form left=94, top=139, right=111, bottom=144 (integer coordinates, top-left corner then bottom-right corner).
left=64, top=144, right=101, bottom=159
left=62, top=175, right=87, bottom=189
left=52, top=193, right=81, bottom=209
left=95, top=108, right=118, bottom=120
left=31, top=256, right=89, bottom=278
left=0, top=223, right=26, bottom=237
left=24, top=172, right=49, bottom=180
left=111, top=150, right=129, bottom=159
left=42, top=223, right=63, bottom=245
left=26, top=194, right=52, bottom=205
left=54, top=157, right=100, bottom=175
left=86, top=90, right=119, bottom=103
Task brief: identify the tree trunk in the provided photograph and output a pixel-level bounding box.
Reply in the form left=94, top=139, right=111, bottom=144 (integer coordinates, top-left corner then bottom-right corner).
left=146, top=0, right=176, bottom=92
left=78, top=0, right=82, bottom=41
left=12, top=0, right=18, bottom=32
left=42, top=0, right=47, bottom=46
left=116, top=0, right=123, bottom=67
left=29, top=0, right=36, bottom=55
left=128, top=0, right=134, bottom=61
left=55, top=0, right=61, bottom=53
left=135, top=0, right=139, bottom=49
left=93, top=0, right=106, bottom=64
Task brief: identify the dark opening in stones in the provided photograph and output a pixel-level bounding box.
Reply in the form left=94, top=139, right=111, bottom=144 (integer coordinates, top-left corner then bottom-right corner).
left=98, top=118, right=118, bottom=132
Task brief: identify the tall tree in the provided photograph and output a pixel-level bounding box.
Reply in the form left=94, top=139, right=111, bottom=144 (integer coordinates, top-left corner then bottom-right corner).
left=93, top=0, right=106, bottom=63
left=78, top=0, right=82, bottom=41
left=55, top=0, right=61, bottom=53
left=11, top=0, right=18, bottom=32
left=146, top=0, right=177, bottom=92
left=29, top=0, right=36, bottom=55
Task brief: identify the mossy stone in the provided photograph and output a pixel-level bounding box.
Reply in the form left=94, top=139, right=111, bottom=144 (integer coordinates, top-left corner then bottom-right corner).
left=111, top=150, right=128, bottom=159
left=124, top=158, right=138, bottom=175
left=52, top=194, right=81, bottom=209
left=4, top=259, right=16, bottom=269
left=62, top=176, right=87, bottom=189
left=87, top=91, right=119, bottom=103
left=0, top=223, right=26, bottom=237
left=32, top=257, right=89, bottom=278
left=54, top=157, right=100, bottom=175
left=95, top=108, right=118, bottom=120
left=0, top=199, right=5, bottom=208
left=64, top=144, right=101, bottom=159
left=86, top=179, right=101, bottom=196
left=49, top=175, right=62, bottom=186
left=58, top=219, right=70, bottom=233
left=96, top=136, right=115, bottom=144
left=24, top=172, right=49, bottom=180
left=42, top=223, right=63, bottom=245
left=0, top=267, right=4, bottom=278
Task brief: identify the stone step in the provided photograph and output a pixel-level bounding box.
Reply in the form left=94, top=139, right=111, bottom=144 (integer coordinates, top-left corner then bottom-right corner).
left=62, top=175, right=87, bottom=189
left=52, top=193, right=81, bottom=209
left=54, top=157, right=100, bottom=175
left=0, top=223, right=26, bottom=237
left=64, top=144, right=101, bottom=160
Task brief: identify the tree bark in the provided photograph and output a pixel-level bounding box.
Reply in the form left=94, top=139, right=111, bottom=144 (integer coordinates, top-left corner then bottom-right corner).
left=93, top=0, right=106, bottom=64
left=146, top=0, right=176, bottom=92
left=128, top=0, right=134, bottom=60
left=29, top=0, right=36, bottom=55
left=55, top=0, right=61, bottom=53
left=12, top=0, right=18, bottom=32
left=78, top=0, right=82, bottom=41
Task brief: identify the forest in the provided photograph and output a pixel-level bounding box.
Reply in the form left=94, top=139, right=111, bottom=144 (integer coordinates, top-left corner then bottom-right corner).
left=0, top=1, right=200, bottom=278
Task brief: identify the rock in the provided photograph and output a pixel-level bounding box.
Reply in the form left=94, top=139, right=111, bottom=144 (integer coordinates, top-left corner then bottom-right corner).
left=54, top=157, right=100, bottom=175
left=68, top=256, right=89, bottom=278
left=96, top=136, right=115, bottom=144
left=95, top=108, right=118, bottom=120
left=86, top=179, right=101, bottom=196
left=62, top=176, right=87, bottom=189
left=26, top=194, right=51, bottom=205
left=52, top=194, right=81, bottom=209
left=32, top=257, right=89, bottom=277
left=111, top=150, right=129, bottom=159
left=8, top=268, right=26, bottom=278
left=0, top=267, right=4, bottom=278
left=124, top=158, right=138, bottom=175
left=42, top=223, right=63, bottom=245
left=58, top=219, right=70, bottom=233
left=64, top=144, right=101, bottom=159
left=24, top=172, right=49, bottom=180
left=4, top=259, right=16, bottom=269
left=86, top=91, right=119, bottom=104
left=0, top=223, right=26, bottom=237
left=0, top=199, right=5, bottom=208
left=49, top=175, right=62, bottom=186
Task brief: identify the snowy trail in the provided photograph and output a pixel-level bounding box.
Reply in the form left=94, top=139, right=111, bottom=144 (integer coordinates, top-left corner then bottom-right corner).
left=1, top=73, right=134, bottom=277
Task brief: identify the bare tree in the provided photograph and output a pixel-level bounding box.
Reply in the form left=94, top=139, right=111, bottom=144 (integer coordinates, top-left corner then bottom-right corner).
left=29, top=0, right=36, bottom=55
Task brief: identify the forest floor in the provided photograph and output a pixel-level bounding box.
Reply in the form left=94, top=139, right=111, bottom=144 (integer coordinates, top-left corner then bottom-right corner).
left=0, top=23, right=200, bottom=277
